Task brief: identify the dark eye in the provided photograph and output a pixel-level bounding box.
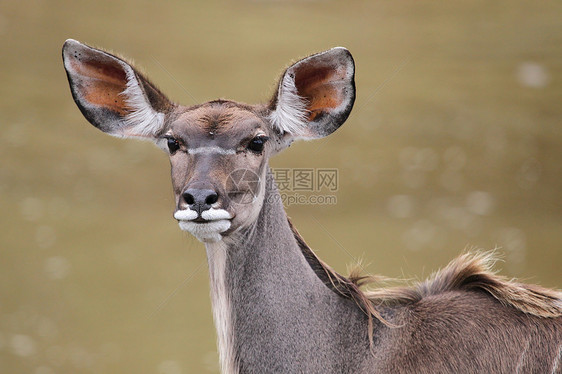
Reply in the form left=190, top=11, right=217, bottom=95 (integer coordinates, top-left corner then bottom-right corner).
left=247, top=136, right=269, bottom=153
left=167, top=137, right=180, bottom=154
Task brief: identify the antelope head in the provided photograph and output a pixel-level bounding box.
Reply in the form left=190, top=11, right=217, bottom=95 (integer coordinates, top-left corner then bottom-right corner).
left=62, top=40, right=355, bottom=243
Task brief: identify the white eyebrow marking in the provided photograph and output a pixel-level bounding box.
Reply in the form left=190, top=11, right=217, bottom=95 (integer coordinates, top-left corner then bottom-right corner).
left=188, top=146, right=236, bottom=155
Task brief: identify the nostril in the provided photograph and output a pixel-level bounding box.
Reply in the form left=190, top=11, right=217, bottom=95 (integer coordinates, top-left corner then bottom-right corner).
left=181, top=188, right=219, bottom=212
left=183, top=192, right=195, bottom=205
left=205, top=193, right=218, bottom=205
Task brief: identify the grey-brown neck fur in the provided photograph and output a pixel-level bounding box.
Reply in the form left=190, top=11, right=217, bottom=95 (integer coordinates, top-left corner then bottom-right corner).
left=208, top=170, right=562, bottom=373
left=214, top=171, right=371, bottom=373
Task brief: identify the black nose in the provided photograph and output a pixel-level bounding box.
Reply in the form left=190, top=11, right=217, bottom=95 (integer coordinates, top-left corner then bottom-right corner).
left=181, top=188, right=219, bottom=214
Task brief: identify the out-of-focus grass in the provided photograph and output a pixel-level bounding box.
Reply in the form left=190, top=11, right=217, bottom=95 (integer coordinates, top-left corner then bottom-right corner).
left=1, top=1, right=561, bottom=372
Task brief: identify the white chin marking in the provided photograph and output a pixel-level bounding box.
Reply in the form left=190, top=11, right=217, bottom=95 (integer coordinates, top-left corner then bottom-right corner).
left=178, top=220, right=231, bottom=243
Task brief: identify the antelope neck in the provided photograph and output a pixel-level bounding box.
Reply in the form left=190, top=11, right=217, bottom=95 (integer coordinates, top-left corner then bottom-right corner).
left=204, top=170, right=370, bottom=373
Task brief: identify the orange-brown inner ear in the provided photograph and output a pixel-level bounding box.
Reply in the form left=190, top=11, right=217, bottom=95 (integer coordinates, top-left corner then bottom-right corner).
left=294, top=64, right=345, bottom=122
left=69, top=58, right=130, bottom=115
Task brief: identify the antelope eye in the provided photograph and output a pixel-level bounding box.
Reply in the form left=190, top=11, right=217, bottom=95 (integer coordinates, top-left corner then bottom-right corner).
left=167, top=137, right=180, bottom=154
left=247, top=136, right=269, bottom=153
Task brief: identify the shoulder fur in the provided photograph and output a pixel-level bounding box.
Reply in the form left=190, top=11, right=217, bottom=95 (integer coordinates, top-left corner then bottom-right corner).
left=424, top=252, right=562, bottom=317
left=361, top=251, right=562, bottom=318
left=290, top=220, right=562, bottom=322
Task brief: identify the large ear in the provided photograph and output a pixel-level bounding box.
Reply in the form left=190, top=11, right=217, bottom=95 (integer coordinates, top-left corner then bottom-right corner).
left=269, top=47, right=355, bottom=140
left=62, top=39, right=174, bottom=139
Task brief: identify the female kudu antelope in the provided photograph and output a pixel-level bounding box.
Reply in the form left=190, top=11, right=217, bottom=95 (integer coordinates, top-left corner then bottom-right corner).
left=62, top=39, right=562, bottom=373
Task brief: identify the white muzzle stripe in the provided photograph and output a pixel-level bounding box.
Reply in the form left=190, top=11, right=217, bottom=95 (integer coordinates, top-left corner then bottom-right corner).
left=174, top=208, right=232, bottom=221
left=201, top=209, right=232, bottom=221
left=174, top=209, right=198, bottom=221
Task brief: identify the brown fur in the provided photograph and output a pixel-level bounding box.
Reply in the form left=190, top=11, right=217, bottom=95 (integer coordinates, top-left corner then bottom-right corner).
left=290, top=218, right=562, bottom=343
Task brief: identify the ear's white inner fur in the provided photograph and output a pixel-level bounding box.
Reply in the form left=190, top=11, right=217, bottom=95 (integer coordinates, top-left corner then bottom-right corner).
left=120, top=66, right=165, bottom=137
left=269, top=71, right=309, bottom=135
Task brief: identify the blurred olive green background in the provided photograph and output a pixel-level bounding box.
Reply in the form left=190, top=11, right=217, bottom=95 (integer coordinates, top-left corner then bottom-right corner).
left=1, top=0, right=561, bottom=373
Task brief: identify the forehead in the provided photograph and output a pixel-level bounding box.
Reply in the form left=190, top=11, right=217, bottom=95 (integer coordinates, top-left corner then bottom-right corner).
left=170, top=101, right=267, bottom=147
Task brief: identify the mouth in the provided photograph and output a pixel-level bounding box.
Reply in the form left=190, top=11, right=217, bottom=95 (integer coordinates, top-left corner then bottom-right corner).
left=173, top=208, right=233, bottom=243
left=191, top=216, right=210, bottom=223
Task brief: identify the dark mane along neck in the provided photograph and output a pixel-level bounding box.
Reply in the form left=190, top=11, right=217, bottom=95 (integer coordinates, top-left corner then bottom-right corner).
left=290, top=219, right=562, bottom=322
